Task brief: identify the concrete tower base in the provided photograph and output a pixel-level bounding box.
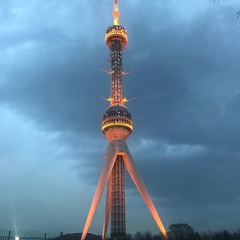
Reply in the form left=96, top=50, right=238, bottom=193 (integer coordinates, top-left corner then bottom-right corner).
left=81, top=139, right=167, bottom=240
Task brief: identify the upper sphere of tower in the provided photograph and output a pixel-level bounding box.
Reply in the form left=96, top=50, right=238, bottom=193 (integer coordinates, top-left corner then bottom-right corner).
left=102, top=105, right=133, bottom=136
left=105, top=25, right=128, bottom=49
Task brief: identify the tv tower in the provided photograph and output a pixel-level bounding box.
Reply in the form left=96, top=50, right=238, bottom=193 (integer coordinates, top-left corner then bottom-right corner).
left=81, top=1, right=167, bottom=240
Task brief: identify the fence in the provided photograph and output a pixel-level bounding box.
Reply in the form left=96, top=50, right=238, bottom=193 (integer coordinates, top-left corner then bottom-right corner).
left=0, top=230, right=62, bottom=240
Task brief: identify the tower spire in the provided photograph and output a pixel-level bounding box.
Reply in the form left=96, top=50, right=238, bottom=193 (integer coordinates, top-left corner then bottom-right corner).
left=113, top=0, right=120, bottom=25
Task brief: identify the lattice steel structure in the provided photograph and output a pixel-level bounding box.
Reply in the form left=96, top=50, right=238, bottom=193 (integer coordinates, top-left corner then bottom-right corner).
left=81, top=1, right=167, bottom=240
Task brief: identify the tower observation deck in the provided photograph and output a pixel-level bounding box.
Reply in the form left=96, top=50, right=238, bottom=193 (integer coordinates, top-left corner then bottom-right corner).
left=81, top=1, right=167, bottom=240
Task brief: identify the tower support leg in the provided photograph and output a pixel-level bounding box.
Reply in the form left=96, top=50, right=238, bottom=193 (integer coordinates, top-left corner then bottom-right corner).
left=122, top=144, right=167, bottom=237
left=102, top=178, right=112, bottom=240
left=81, top=141, right=119, bottom=240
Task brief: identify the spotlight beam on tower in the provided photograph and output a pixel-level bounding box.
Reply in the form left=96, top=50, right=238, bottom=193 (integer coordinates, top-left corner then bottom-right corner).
left=81, top=1, right=167, bottom=239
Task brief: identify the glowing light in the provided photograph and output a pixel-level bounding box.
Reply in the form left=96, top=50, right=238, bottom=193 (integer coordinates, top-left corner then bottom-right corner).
left=113, top=0, right=120, bottom=25
left=15, top=237, right=20, bottom=240
left=102, top=122, right=133, bottom=132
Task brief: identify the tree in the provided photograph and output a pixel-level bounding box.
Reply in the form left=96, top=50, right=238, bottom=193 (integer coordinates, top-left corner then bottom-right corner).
left=153, top=233, right=166, bottom=240
left=168, top=223, right=195, bottom=240
left=232, top=229, right=240, bottom=240
left=133, top=231, right=153, bottom=240
left=209, top=0, right=219, bottom=4
left=192, top=232, right=202, bottom=240
left=222, top=230, right=232, bottom=240
left=126, top=233, right=134, bottom=240
left=209, top=0, right=240, bottom=39
left=209, top=0, right=239, bottom=19
left=133, top=232, right=144, bottom=240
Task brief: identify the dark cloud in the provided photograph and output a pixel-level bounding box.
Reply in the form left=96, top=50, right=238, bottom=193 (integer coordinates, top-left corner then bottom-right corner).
left=0, top=0, right=239, bottom=235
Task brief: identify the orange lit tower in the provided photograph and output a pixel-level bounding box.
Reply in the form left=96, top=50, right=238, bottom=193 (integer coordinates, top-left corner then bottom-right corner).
left=81, top=1, right=167, bottom=240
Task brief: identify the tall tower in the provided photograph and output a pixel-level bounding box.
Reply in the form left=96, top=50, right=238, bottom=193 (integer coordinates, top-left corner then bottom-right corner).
left=81, top=1, right=167, bottom=240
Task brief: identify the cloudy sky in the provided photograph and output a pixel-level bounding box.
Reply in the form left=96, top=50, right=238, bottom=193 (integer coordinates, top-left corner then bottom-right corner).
left=0, top=0, right=240, bottom=236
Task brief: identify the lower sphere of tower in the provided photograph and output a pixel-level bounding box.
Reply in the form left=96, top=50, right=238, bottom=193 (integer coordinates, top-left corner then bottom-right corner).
left=102, top=105, right=133, bottom=137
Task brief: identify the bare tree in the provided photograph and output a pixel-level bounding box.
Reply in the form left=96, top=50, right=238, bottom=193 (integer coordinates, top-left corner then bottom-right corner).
left=209, top=0, right=219, bottom=4
left=237, top=10, right=240, bottom=19
left=209, top=1, right=240, bottom=22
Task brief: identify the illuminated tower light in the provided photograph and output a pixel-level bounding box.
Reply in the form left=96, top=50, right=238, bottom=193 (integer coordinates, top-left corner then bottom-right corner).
left=81, top=1, right=167, bottom=240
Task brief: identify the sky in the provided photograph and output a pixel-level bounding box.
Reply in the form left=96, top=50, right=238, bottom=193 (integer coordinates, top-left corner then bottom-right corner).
left=0, top=0, right=240, bottom=236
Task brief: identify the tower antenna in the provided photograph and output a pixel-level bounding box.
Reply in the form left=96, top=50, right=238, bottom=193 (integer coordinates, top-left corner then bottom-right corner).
left=113, top=0, right=120, bottom=25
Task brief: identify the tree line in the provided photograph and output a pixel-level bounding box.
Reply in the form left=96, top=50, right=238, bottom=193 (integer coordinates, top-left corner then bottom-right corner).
left=124, top=224, right=240, bottom=240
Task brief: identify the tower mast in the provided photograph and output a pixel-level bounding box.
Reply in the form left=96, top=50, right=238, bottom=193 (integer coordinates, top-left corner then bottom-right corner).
left=81, top=1, right=167, bottom=240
